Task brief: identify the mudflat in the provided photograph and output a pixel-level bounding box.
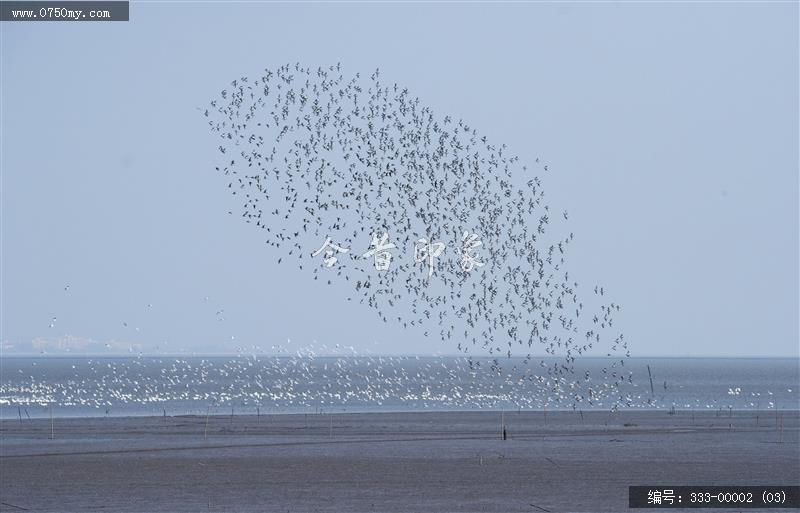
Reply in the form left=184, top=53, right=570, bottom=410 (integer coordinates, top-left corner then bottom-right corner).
left=1, top=410, right=797, bottom=512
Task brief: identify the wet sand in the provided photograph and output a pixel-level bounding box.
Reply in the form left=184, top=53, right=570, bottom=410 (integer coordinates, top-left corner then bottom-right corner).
left=1, top=410, right=798, bottom=512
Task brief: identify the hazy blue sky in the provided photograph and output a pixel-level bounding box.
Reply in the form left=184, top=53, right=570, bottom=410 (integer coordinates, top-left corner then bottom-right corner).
left=2, top=1, right=798, bottom=357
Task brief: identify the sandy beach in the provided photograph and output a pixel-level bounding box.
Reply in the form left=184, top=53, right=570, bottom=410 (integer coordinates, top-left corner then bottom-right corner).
left=1, top=410, right=797, bottom=512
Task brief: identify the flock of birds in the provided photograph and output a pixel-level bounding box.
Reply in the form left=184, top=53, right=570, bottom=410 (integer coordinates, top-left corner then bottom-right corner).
left=2, top=355, right=621, bottom=413
left=8, top=64, right=640, bottom=414
left=2, top=354, right=789, bottom=416
left=202, top=63, right=630, bottom=405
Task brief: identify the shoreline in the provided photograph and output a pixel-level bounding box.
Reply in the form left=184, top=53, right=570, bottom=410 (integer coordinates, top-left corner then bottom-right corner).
left=3, top=406, right=799, bottom=421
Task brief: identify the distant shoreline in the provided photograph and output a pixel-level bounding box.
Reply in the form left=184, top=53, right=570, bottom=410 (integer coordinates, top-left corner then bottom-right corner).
left=2, top=354, right=798, bottom=359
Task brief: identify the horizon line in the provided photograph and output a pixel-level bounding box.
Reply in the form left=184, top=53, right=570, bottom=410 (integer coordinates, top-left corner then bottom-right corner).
left=1, top=353, right=798, bottom=359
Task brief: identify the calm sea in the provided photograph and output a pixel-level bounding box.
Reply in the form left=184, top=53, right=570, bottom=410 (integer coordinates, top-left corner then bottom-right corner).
left=0, top=356, right=797, bottom=418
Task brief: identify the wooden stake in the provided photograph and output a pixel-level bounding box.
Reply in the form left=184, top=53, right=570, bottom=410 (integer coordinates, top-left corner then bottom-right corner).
left=204, top=406, right=210, bottom=440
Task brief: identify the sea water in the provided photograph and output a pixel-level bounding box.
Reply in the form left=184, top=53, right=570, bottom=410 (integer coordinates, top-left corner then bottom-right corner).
left=0, top=356, right=797, bottom=418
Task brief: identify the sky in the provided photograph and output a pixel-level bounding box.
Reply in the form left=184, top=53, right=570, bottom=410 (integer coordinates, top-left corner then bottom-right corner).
left=1, top=1, right=798, bottom=357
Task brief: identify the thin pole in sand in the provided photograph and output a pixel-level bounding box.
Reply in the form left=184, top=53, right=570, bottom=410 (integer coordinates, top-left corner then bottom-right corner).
left=500, top=409, right=504, bottom=439
left=257, top=406, right=260, bottom=426
left=204, top=406, right=210, bottom=440
left=544, top=405, right=547, bottom=426
left=646, top=365, right=655, bottom=400
left=49, top=403, right=54, bottom=440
